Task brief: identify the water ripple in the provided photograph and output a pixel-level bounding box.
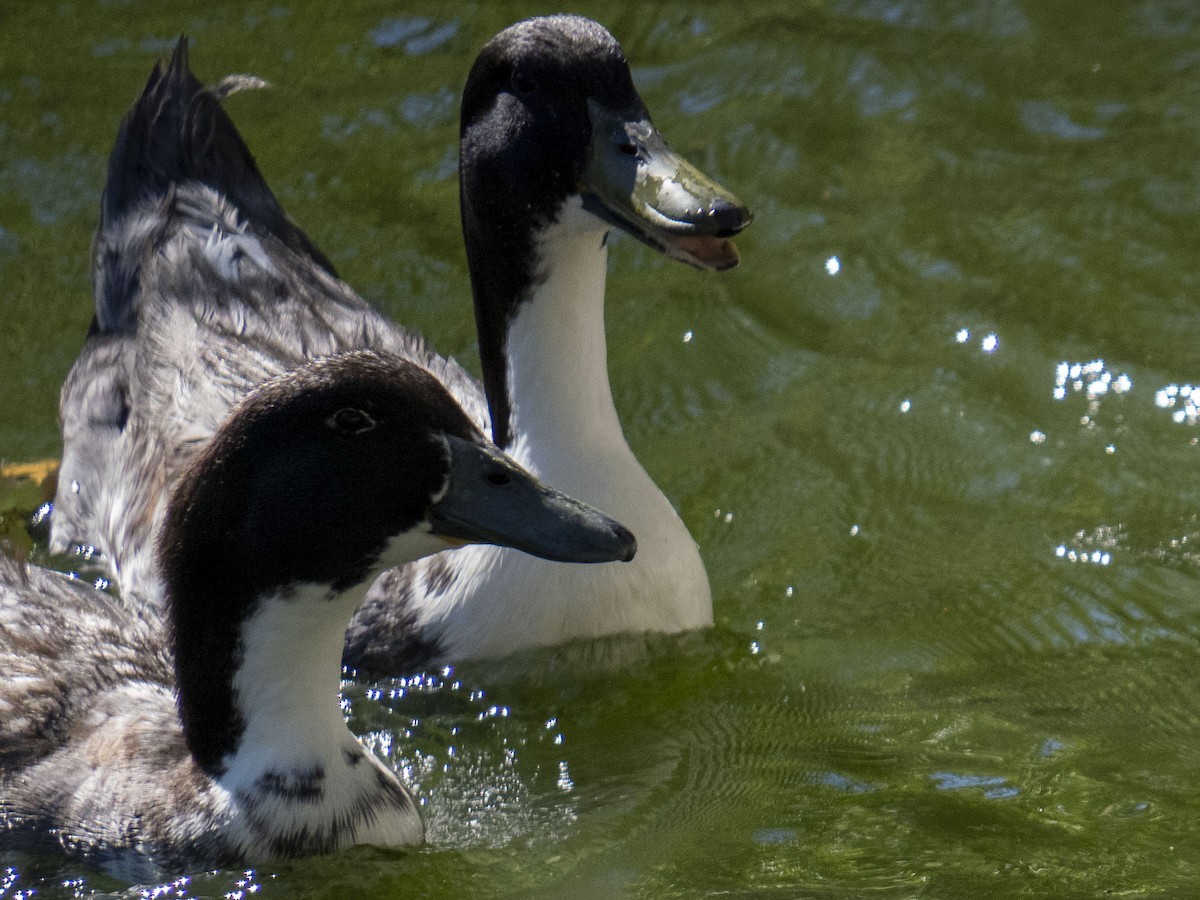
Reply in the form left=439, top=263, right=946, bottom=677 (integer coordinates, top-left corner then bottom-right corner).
left=369, top=17, right=459, bottom=55
left=1019, top=100, right=1106, bottom=142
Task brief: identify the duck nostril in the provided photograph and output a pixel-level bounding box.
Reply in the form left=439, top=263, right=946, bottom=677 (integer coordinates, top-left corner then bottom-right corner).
left=618, top=142, right=639, bottom=157
left=486, top=470, right=512, bottom=486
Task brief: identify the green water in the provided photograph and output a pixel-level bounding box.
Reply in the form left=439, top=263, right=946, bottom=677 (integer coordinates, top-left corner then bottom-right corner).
left=4, top=0, right=1200, bottom=896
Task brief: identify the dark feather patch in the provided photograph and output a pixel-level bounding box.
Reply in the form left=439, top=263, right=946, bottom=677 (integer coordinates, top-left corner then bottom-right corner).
left=249, top=766, right=326, bottom=803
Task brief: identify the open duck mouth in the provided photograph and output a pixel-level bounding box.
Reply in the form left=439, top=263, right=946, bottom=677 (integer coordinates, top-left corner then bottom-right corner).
left=656, top=233, right=742, bottom=271
left=581, top=100, right=752, bottom=271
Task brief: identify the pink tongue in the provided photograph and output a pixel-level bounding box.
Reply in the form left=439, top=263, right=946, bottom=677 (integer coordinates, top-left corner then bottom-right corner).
left=666, top=235, right=740, bottom=271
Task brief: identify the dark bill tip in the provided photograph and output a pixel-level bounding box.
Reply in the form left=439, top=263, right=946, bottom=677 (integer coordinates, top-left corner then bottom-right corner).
left=708, top=196, right=754, bottom=238
left=609, top=521, right=638, bottom=563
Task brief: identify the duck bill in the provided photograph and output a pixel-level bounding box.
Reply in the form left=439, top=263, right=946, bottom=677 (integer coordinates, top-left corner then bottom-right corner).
left=581, top=100, right=752, bottom=271
left=428, top=435, right=637, bottom=564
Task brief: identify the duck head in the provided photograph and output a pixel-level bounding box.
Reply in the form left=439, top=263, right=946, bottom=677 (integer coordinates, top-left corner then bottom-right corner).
left=161, top=350, right=635, bottom=774
left=459, top=15, right=753, bottom=447
left=460, top=14, right=751, bottom=270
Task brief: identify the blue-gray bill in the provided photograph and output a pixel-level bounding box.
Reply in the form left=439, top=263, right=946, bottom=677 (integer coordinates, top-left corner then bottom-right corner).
left=429, top=434, right=637, bottom=563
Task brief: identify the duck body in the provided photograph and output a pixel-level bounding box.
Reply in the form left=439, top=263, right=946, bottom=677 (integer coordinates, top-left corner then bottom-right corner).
left=52, top=18, right=751, bottom=673
left=4, top=350, right=633, bottom=874
left=0, top=561, right=421, bottom=875
left=51, top=54, right=484, bottom=614
left=63, top=203, right=478, bottom=607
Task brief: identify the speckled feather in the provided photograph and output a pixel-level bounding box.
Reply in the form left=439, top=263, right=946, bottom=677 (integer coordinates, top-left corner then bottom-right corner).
left=0, top=558, right=226, bottom=874
left=51, top=42, right=486, bottom=619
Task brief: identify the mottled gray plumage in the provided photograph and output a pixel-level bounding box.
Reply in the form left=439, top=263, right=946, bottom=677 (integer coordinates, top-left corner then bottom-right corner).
left=0, top=559, right=169, bottom=770
left=51, top=41, right=485, bottom=630
left=0, top=557, right=228, bottom=875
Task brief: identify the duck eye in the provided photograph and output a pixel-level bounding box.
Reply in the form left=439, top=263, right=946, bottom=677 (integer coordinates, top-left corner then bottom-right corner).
left=328, top=407, right=376, bottom=435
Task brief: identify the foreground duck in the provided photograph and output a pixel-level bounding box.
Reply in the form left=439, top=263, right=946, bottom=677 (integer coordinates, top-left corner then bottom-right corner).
left=1, top=350, right=633, bottom=874
left=50, top=17, right=751, bottom=671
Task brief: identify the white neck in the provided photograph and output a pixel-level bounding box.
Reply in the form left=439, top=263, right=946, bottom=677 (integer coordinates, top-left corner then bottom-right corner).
left=506, top=201, right=628, bottom=479
left=216, top=531, right=449, bottom=853
left=223, top=583, right=363, bottom=789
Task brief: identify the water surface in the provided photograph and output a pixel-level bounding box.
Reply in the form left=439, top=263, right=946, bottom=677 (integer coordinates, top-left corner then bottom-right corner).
left=3, top=1, right=1200, bottom=896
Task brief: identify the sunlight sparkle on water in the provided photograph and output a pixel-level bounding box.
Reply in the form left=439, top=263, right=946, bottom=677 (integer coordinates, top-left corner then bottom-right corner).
left=2, top=868, right=37, bottom=900
left=955, top=328, right=970, bottom=343
left=557, top=760, right=574, bottom=792
left=981, top=333, right=999, bottom=353
left=139, top=875, right=191, bottom=899
left=223, top=870, right=262, bottom=899
left=1055, top=544, right=1112, bottom=566
left=1053, top=360, right=1131, bottom=402
left=1155, top=383, right=1200, bottom=425
left=825, top=255, right=840, bottom=275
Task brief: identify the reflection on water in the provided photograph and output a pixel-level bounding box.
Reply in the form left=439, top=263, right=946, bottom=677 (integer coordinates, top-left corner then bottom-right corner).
left=1054, top=359, right=1133, bottom=403
left=347, top=670, right=584, bottom=851
left=369, top=16, right=461, bottom=55
left=4, top=0, right=1200, bottom=896
left=1155, top=382, right=1200, bottom=426
left=1055, top=525, right=1117, bottom=567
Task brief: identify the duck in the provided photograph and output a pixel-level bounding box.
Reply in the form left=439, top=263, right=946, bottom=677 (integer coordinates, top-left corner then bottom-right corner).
left=48, top=16, right=752, bottom=673
left=1, top=349, right=634, bottom=876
